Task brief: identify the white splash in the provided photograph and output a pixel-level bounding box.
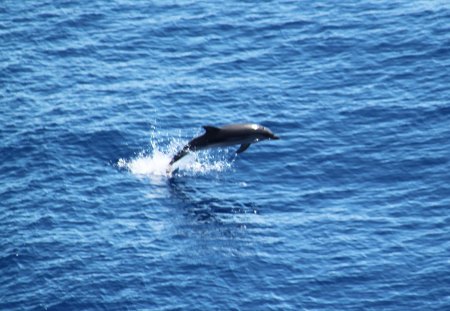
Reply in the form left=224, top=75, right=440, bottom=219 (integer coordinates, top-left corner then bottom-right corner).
left=118, top=149, right=170, bottom=177
left=117, top=128, right=234, bottom=179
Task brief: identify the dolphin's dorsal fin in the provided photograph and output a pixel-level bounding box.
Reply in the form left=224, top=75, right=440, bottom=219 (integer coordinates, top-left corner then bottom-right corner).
left=202, top=125, right=221, bottom=135
left=236, top=143, right=251, bottom=154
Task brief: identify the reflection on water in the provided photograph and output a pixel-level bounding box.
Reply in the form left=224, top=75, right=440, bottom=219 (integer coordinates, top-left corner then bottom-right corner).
left=167, top=176, right=259, bottom=224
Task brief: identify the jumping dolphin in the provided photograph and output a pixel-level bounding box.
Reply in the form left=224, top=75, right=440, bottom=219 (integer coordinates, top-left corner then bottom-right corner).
left=167, top=123, right=279, bottom=173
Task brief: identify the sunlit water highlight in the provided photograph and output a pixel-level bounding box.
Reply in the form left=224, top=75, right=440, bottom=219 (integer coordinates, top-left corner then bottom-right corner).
left=117, top=130, right=235, bottom=180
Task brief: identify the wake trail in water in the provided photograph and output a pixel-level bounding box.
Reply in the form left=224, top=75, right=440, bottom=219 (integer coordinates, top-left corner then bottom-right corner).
left=117, top=129, right=234, bottom=179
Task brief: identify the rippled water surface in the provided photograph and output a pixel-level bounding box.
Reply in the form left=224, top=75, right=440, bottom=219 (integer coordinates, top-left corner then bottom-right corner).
left=2, top=1, right=450, bottom=310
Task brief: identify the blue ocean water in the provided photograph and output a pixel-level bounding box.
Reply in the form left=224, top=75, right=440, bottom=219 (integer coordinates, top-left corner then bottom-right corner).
left=2, top=0, right=450, bottom=310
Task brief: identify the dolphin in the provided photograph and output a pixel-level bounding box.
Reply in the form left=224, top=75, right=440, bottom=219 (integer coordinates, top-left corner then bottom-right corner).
left=167, top=123, right=279, bottom=172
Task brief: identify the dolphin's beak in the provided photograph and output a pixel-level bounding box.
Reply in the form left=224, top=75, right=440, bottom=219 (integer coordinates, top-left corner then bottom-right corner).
left=271, top=135, right=280, bottom=140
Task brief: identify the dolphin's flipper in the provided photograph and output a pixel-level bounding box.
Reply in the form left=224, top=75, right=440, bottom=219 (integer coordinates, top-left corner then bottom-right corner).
left=236, top=143, right=251, bottom=154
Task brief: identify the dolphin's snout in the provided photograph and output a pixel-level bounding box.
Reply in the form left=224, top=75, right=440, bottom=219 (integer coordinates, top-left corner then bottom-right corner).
left=271, top=134, right=280, bottom=140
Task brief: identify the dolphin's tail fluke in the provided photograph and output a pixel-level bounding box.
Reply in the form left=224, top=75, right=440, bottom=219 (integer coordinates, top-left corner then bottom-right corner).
left=166, top=164, right=173, bottom=176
